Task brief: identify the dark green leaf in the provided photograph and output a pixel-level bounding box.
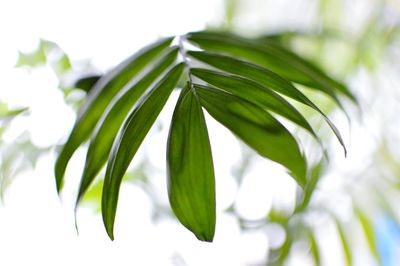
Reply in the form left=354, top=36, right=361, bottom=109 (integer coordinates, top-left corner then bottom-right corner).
left=75, top=47, right=179, bottom=209
left=187, top=31, right=355, bottom=102
left=167, top=85, right=216, bottom=242
left=188, top=50, right=346, bottom=155
left=102, top=63, right=184, bottom=239
left=55, top=37, right=173, bottom=192
left=188, top=50, right=314, bottom=104
left=191, top=68, right=318, bottom=140
left=74, top=75, right=102, bottom=93
left=195, top=84, right=307, bottom=187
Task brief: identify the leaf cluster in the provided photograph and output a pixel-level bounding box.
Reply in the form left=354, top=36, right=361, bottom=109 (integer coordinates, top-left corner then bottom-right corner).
left=55, top=31, right=355, bottom=241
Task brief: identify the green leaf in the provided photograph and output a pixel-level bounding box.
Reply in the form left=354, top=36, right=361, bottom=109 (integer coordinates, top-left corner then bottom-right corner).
left=81, top=179, right=104, bottom=213
left=187, top=31, right=355, bottom=103
left=0, top=107, right=29, bottom=121
left=195, top=84, right=307, bottom=187
left=355, top=208, right=381, bottom=264
left=51, top=53, right=72, bottom=76
left=269, top=232, right=293, bottom=266
left=295, top=160, right=325, bottom=213
left=188, top=50, right=346, bottom=155
left=191, top=68, right=318, bottom=140
left=188, top=50, right=314, bottom=104
left=15, top=41, right=47, bottom=68
left=102, top=63, right=184, bottom=240
left=75, top=47, right=179, bottom=209
left=307, top=229, right=321, bottom=266
left=74, top=75, right=102, bottom=93
left=334, top=219, right=353, bottom=266
left=55, top=37, right=173, bottom=192
left=167, top=85, right=216, bottom=242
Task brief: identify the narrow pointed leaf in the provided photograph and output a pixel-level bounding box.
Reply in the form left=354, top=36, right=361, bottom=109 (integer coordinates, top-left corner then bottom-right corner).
left=187, top=31, right=355, bottom=102
left=189, top=51, right=346, bottom=155
left=334, top=219, right=353, bottom=266
left=195, top=84, right=307, bottom=187
left=355, top=208, right=381, bottom=264
left=307, top=229, right=321, bottom=266
left=296, top=160, right=324, bottom=213
left=269, top=233, right=293, bottom=266
left=188, top=50, right=313, bottom=104
left=191, top=68, right=318, bottom=140
left=55, top=37, right=173, bottom=192
left=167, top=86, right=216, bottom=242
left=0, top=107, right=29, bottom=121
left=102, top=63, right=184, bottom=240
left=75, top=47, right=179, bottom=208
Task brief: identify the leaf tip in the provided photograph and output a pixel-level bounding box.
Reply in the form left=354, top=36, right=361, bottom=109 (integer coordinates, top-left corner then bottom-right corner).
left=341, top=142, right=348, bottom=158
left=102, top=208, right=115, bottom=241
left=74, top=216, right=80, bottom=236
left=54, top=170, right=63, bottom=195
left=106, top=230, right=115, bottom=241
left=195, top=231, right=215, bottom=242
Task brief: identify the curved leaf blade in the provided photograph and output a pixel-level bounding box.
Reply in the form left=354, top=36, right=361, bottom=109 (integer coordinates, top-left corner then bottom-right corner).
left=194, top=84, right=307, bottom=187
left=355, top=209, right=381, bottom=264
left=55, top=37, right=173, bottom=192
left=0, top=107, right=29, bottom=121
left=189, top=51, right=346, bottom=155
left=102, top=63, right=184, bottom=240
left=188, top=50, right=312, bottom=104
left=191, top=68, right=318, bottom=140
left=75, top=47, right=179, bottom=209
left=167, top=86, right=216, bottom=242
left=295, top=160, right=324, bottom=213
left=334, top=219, right=353, bottom=266
left=307, top=229, right=321, bottom=266
left=269, top=232, right=293, bottom=266
left=187, top=31, right=355, bottom=103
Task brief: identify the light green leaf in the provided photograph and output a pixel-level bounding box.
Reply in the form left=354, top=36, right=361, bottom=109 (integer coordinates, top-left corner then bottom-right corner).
left=187, top=31, right=355, bottom=103
left=167, top=85, right=216, bottom=242
left=51, top=53, right=72, bottom=76
left=295, top=160, right=325, bottom=213
left=269, top=233, right=293, bottom=266
left=75, top=47, right=179, bottom=209
left=15, top=41, right=47, bottom=68
left=55, top=37, right=173, bottom=192
left=355, top=208, right=381, bottom=264
left=0, top=107, right=29, bottom=121
left=195, top=84, right=307, bottom=187
left=102, top=63, right=184, bottom=240
left=191, top=68, right=318, bottom=140
left=81, top=179, right=104, bottom=213
left=334, top=219, right=353, bottom=266
left=307, top=229, right=321, bottom=266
